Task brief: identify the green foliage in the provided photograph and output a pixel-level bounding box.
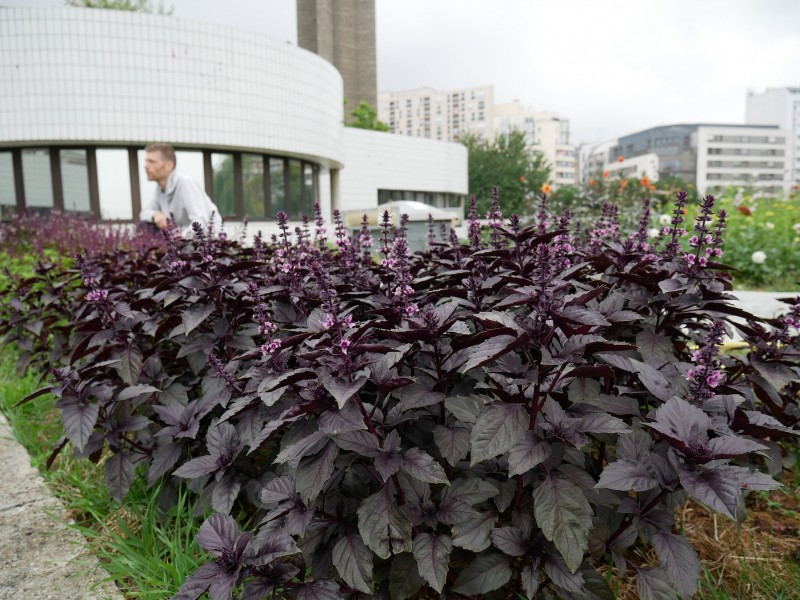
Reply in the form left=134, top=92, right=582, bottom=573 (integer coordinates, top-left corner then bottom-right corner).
left=64, top=0, right=173, bottom=14
left=685, top=194, right=800, bottom=291
left=347, top=101, right=390, bottom=132
left=460, top=129, right=550, bottom=216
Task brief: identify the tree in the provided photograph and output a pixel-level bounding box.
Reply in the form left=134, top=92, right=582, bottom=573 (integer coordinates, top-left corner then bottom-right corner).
left=459, top=129, right=550, bottom=217
left=64, top=0, right=173, bottom=14
left=347, top=101, right=390, bottom=132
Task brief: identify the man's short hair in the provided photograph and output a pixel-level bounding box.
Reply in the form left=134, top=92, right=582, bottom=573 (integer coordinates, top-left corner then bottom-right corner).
left=145, top=143, right=177, bottom=167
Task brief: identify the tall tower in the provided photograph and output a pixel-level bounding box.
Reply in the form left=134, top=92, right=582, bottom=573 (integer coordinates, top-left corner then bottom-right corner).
left=297, top=0, right=377, bottom=119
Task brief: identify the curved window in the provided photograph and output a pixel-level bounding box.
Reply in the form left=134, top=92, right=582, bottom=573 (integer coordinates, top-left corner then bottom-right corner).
left=0, top=152, right=15, bottom=219
left=2, top=146, right=321, bottom=222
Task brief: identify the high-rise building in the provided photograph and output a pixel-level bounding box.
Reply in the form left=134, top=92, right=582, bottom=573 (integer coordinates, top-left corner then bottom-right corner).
left=297, top=0, right=377, bottom=117
left=610, top=123, right=793, bottom=195
left=378, top=85, right=494, bottom=141
left=493, top=101, right=576, bottom=187
left=746, top=87, right=800, bottom=186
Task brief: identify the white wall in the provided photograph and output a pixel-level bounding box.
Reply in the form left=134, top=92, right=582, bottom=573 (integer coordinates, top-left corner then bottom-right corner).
left=0, top=7, right=344, bottom=168
left=339, top=129, right=468, bottom=211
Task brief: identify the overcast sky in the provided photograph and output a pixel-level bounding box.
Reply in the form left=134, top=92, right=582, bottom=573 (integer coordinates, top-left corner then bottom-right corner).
left=7, top=0, right=800, bottom=144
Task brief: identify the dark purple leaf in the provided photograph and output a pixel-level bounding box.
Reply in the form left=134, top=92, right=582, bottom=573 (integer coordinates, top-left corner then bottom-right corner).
left=433, top=425, right=470, bottom=466
left=647, top=397, right=711, bottom=447
left=148, top=438, right=182, bottom=485
left=357, top=488, right=413, bottom=559
left=400, top=448, right=449, bottom=485
left=117, top=384, right=160, bottom=401
left=581, top=393, right=641, bottom=417
left=275, top=431, right=328, bottom=466
left=442, top=478, right=499, bottom=505
left=617, top=425, right=654, bottom=462
left=115, top=345, right=143, bottom=385
left=295, top=441, right=338, bottom=505
left=560, top=306, right=611, bottom=326
left=331, top=430, right=380, bottom=457
left=636, top=330, right=675, bottom=365
left=651, top=529, right=700, bottom=599
left=596, top=460, right=660, bottom=492
left=332, top=533, right=373, bottom=594
left=388, top=553, right=424, bottom=600
left=452, top=511, right=497, bottom=552
left=412, top=533, right=452, bottom=593
left=196, top=513, right=246, bottom=556
left=183, top=302, right=215, bottom=335
left=521, top=565, right=540, bottom=599
left=261, top=476, right=297, bottom=504
left=636, top=567, right=677, bottom=600
left=247, top=527, right=298, bottom=566
left=320, top=375, right=367, bottom=409
left=375, top=448, right=403, bottom=482
left=61, top=401, right=99, bottom=452
left=444, top=394, right=486, bottom=424
left=437, top=495, right=480, bottom=525
left=319, top=404, right=366, bottom=435
left=675, top=463, right=740, bottom=519
left=491, top=526, right=528, bottom=556
left=507, top=432, right=549, bottom=477
left=104, top=451, right=135, bottom=502
left=211, top=472, right=241, bottom=514
left=397, top=386, right=445, bottom=411
left=171, top=563, right=222, bottom=600
left=470, top=402, right=528, bottom=465
left=452, top=552, right=512, bottom=595
left=458, top=334, right=524, bottom=373
left=706, top=435, right=767, bottom=459
left=533, top=474, right=592, bottom=573
left=173, top=455, right=219, bottom=479
left=631, top=359, right=674, bottom=401
left=544, top=554, right=585, bottom=594
left=292, top=579, right=344, bottom=600
left=578, top=412, right=630, bottom=435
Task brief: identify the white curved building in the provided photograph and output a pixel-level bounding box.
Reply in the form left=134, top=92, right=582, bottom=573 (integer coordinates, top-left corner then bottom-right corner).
left=0, top=7, right=467, bottom=232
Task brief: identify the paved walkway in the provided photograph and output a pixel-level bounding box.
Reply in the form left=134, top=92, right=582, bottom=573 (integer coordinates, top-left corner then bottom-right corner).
left=0, top=413, right=123, bottom=600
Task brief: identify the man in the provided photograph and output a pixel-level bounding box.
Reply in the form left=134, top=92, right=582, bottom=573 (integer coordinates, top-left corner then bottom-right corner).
left=139, top=143, right=222, bottom=237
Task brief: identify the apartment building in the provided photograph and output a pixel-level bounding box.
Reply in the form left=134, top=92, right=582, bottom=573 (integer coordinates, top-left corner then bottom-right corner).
left=746, top=87, right=800, bottom=186
left=493, top=101, right=576, bottom=187
left=611, top=124, right=793, bottom=195
left=377, top=85, right=494, bottom=142
left=578, top=140, right=616, bottom=184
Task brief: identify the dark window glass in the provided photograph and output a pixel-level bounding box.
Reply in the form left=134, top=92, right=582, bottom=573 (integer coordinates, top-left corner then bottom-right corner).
left=212, top=153, right=236, bottom=217
left=59, top=149, right=91, bottom=214
left=302, top=163, right=315, bottom=214
left=242, top=154, right=265, bottom=218
left=269, top=158, right=285, bottom=218
left=288, top=159, right=303, bottom=219
left=97, top=149, right=133, bottom=220
left=0, top=152, right=16, bottom=219
left=22, top=149, right=54, bottom=209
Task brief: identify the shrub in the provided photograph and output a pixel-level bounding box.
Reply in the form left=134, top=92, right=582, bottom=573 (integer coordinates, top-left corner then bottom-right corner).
left=2, top=195, right=799, bottom=600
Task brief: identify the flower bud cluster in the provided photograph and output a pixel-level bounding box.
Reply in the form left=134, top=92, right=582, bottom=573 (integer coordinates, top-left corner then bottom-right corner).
left=207, top=352, right=235, bottom=388
left=686, top=320, right=726, bottom=404
left=85, top=288, right=109, bottom=302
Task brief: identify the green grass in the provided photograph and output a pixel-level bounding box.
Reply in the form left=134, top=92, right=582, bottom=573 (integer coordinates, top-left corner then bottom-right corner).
left=0, top=349, right=208, bottom=599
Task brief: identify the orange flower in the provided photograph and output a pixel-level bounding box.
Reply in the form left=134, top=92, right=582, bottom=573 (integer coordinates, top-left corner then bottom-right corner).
left=648, top=184, right=657, bottom=192
left=519, top=176, right=526, bottom=182
left=640, top=176, right=650, bottom=187
left=619, top=178, right=628, bottom=188
left=602, top=170, right=610, bottom=178
left=540, top=183, right=552, bottom=194
left=617, top=155, right=625, bottom=163
left=589, top=179, right=597, bottom=187
left=737, top=205, right=752, bottom=216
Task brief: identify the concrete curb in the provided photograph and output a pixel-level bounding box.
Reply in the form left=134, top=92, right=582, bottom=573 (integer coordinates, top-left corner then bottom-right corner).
left=0, top=413, right=124, bottom=600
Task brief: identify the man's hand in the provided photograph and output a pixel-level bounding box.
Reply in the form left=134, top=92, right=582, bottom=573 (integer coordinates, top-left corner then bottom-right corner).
left=152, top=211, right=169, bottom=229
